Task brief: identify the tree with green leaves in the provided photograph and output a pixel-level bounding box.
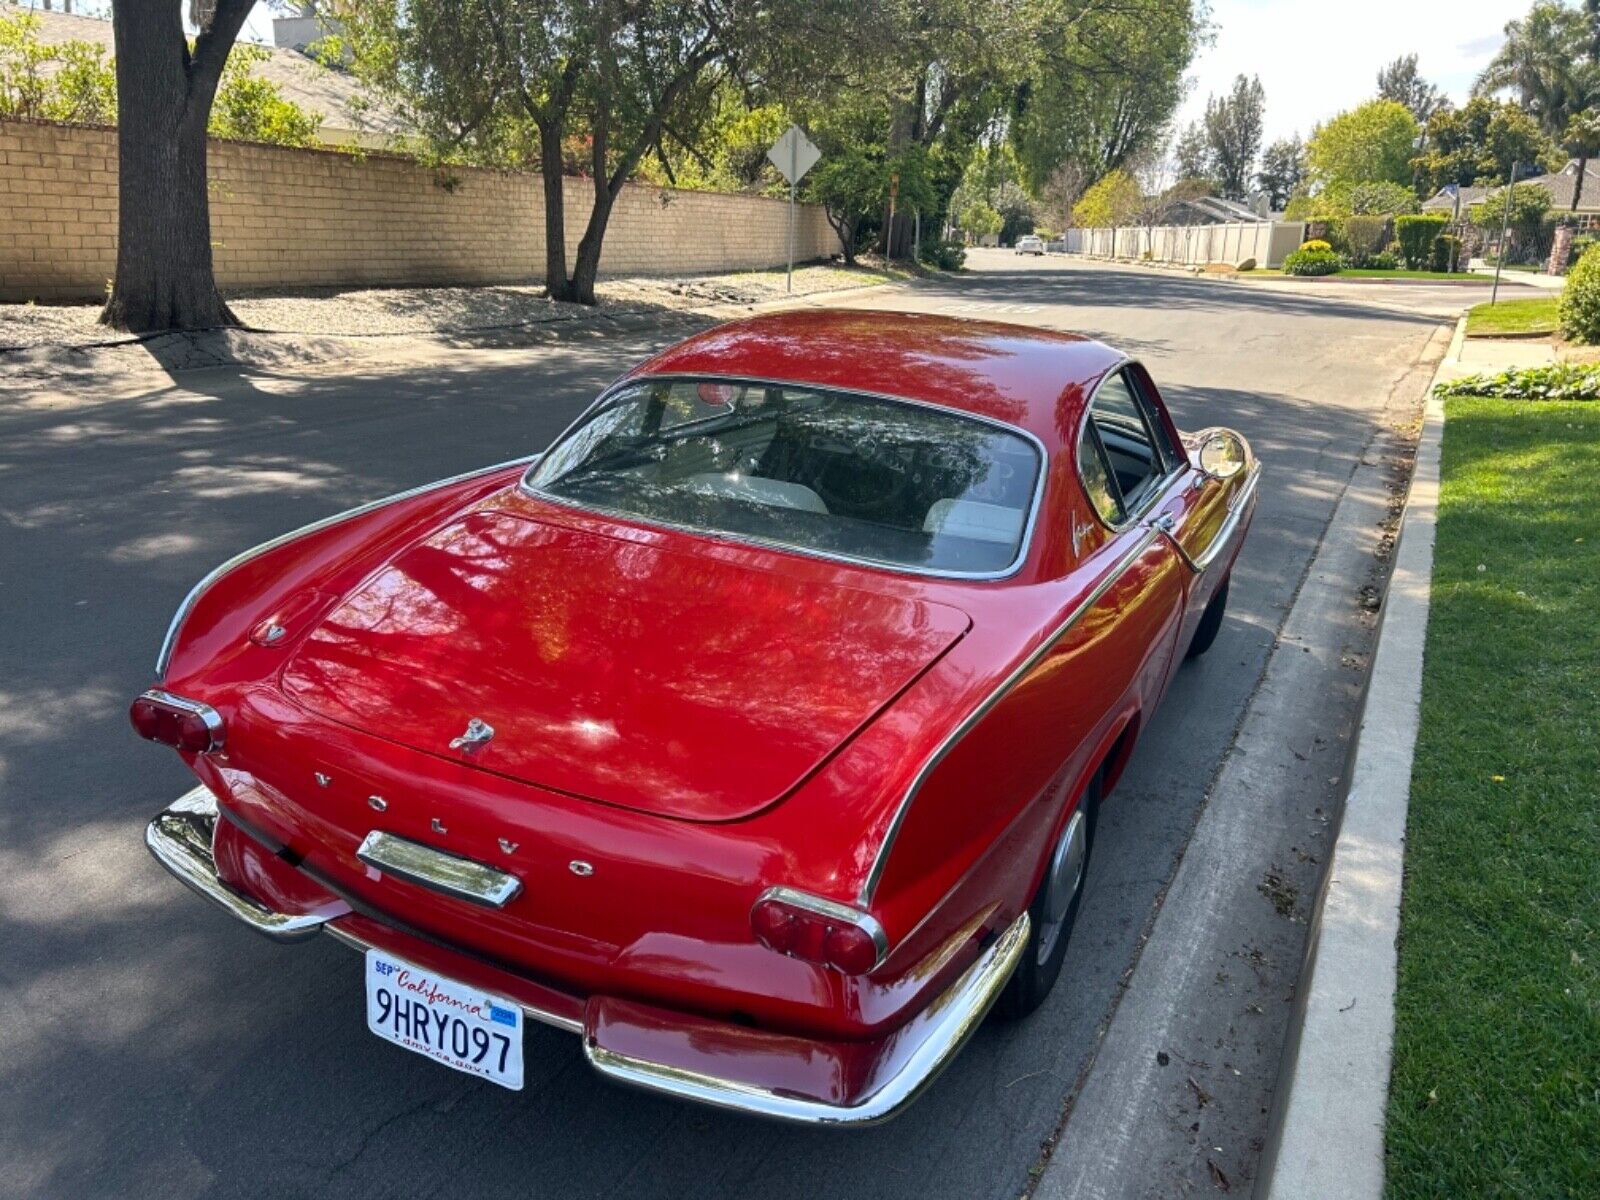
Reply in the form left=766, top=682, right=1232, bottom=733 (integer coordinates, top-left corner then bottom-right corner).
left=99, top=0, right=258, bottom=333
left=1172, top=120, right=1211, bottom=185
left=341, top=0, right=845, bottom=304
left=1411, top=96, right=1561, bottom=195
left=1376, top=53, right=1448, bottom=123
left=1202, top=74, right=1265, bottom=201
left=1306, top=99, right=1419, bottom=190
left=1072, top=168, right=1141, bottom=227
left=1477, top=0, right=1600, bottom=210
left=1008, top=0, right=1202, bottom=196
left=1256, top=135, right=1304, bottom=210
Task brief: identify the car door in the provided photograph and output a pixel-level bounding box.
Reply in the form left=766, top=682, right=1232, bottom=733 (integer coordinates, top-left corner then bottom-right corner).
left=1075, top=367, right=1190, bottom=716
left=1119, top=364, right=1236, bottom=654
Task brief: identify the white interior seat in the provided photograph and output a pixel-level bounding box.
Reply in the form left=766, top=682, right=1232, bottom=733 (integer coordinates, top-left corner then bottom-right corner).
left=684, top=472, right=829, bottom=514
left=922, top=498, right=1025, bottom=545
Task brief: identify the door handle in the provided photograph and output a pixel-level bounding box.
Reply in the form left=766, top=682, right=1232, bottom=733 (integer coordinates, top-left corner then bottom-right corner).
left=1146, top=510, right=1202, bottom=572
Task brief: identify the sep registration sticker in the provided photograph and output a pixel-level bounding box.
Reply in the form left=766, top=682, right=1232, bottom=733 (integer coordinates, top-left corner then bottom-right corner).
left=364, top=949, right=524, bottom=1090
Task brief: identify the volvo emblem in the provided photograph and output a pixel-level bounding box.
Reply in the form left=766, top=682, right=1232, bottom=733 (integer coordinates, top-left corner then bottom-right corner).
left=449, top=717, right=495, bottom=753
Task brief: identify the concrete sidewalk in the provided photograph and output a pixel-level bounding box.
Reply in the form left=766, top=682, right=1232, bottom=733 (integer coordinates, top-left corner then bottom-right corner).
left=1256, top=318, right=1459, bottom=1199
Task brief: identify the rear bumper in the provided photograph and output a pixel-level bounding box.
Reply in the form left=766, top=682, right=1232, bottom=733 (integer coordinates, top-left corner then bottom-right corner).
left=146, top=787, right=1028, bottom=1125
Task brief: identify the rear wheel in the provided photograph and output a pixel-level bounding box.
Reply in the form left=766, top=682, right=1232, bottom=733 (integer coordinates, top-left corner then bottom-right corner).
left=1186, top=574, right=1230, bottom=660
left=996, top=776, right=1099, bottom=1020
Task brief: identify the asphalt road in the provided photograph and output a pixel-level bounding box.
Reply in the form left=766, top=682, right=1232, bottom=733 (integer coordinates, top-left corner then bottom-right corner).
left=0, top=255, right=1464, bottom=1199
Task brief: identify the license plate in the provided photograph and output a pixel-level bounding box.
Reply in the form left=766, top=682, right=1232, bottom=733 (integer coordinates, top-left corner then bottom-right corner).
left=364, top=949, right=524, bottom=1090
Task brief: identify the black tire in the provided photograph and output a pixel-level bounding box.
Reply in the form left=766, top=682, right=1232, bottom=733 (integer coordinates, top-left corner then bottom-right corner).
left=1186, top=574, right=1230, bottom=660
left=996, top=776, right=1099, bottom=1020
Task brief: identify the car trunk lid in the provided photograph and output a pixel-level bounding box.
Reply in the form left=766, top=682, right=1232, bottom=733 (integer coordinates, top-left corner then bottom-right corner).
left=279, top=511, right=969, bottom=822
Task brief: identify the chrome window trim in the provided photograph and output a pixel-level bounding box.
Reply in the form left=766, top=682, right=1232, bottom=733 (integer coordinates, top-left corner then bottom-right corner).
left=518, top=373, right=1051, bottom=583
left=1072, top=358, right=1185, bottom=536
left=858, top=526, right=1162, bottom=904
left=154, top=455, right=539, bottom=681
left=356, top=830, right=523, bottom=909
left=137, top=689, right=226, bottom=752
left=584, top=912, right=1030, bottom=1126
left=755, top=885, right=890, bottom=970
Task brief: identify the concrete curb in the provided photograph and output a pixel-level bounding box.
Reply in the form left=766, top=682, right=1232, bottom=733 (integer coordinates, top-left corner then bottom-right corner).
left=1254, top=317, right=1458, bottom=1199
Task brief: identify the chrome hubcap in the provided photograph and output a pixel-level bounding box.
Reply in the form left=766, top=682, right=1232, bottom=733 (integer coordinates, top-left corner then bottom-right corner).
left=1037, top=809, right=1087, bottom=964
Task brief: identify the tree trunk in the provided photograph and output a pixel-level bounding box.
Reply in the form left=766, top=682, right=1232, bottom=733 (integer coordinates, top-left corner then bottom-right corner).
left=1573, top=153, right=1588, bottom=212
left=567, top=184, right=616, bottom=306
left=99, top=0, right=246, bottom=332
left=537, top=119, right=574, bottom=302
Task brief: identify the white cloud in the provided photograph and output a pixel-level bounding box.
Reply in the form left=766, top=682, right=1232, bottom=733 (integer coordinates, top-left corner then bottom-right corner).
left=1175, top=0, right=1519, bottom=146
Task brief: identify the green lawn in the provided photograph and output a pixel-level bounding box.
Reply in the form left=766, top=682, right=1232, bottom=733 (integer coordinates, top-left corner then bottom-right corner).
left=1386, top=399, right=1599, bottom=1198
left=1465, top=296, right=1562, bottom=337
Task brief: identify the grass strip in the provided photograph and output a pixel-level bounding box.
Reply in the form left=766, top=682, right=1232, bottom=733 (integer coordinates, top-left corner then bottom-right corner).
left=1386, top=399, right=1599, bottom=1198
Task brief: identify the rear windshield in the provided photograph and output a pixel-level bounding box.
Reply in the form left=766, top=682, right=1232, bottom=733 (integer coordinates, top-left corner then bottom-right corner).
left=525, top=378, right=1043, bottom=576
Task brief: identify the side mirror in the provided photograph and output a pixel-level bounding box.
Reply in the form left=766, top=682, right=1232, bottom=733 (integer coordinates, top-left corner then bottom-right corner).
left=1197, top=431, right=1247, bottom=481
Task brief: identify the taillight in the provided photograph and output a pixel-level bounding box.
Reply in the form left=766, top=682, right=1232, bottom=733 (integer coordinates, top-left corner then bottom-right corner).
left=129, top=690, right=225, bottom=754
left=750, top=888, right=887, bottom=976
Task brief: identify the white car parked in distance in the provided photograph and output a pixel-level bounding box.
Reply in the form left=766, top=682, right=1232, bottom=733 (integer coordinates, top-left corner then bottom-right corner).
left=1014, top=235, right=1045, bottom=256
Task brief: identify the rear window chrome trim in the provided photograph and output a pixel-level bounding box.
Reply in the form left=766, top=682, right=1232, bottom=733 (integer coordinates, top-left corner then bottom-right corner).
left=518, top=373, right=1050, bottom=583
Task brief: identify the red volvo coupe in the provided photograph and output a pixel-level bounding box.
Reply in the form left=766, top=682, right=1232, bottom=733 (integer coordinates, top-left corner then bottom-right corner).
left=136, top=309, right=1258, bottom=1124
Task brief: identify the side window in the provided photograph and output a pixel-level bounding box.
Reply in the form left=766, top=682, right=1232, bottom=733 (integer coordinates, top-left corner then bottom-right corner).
left=1089, top=371, right=1170, bottom=515
left=1125, top=368, right=1182, bottom=470
left=1076, top=421, right=1123, bottom=526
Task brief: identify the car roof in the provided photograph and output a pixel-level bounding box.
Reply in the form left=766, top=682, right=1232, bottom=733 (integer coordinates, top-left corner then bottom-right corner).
left=630, top=309, right=1125, bottom=449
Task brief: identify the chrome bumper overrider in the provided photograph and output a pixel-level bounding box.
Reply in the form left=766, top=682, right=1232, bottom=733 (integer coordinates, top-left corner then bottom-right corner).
left=145, top=787, right=1030, bottom=1124
left=145, top=788, right=329, bottom=941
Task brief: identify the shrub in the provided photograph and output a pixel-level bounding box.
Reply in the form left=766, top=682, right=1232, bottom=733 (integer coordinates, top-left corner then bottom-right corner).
left=1430, top=235, right=1462, bottom=273
left=1301, top=238, right=1333, bottom=253
left=1567, top=234, right=1596, bottom=270
left=1341, top=215, right=1390, bottom=264
left=1434, top=363, right=1600, bottom=400
left=1282, top=247, right=1341, bottom=276
left=1560, top=245, right=1600, bottom=343
left=1366, top=250, right=1400, bottom=270
left=1395, top=214, right=1448, bottom=268
left=920, top=238, right=966, bottom=271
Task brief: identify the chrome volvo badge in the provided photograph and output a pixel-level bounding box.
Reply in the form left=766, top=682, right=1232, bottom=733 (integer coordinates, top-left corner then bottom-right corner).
left=449, top=717, right=495, bottom=753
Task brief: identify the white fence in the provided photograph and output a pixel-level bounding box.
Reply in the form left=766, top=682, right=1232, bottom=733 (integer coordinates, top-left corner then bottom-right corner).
left=1064, top=220, right=1306, bottom=268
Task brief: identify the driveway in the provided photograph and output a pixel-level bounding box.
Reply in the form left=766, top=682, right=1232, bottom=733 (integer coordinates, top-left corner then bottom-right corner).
left=0, top=255, right=1458, bottom=1199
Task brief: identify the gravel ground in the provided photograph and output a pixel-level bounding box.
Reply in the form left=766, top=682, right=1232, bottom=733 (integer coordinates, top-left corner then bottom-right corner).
left=0, top=262, right=909, bottom=351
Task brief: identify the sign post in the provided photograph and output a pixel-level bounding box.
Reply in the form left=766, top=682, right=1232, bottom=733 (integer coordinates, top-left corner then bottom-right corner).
left=766, top=125, right=821, bottom=293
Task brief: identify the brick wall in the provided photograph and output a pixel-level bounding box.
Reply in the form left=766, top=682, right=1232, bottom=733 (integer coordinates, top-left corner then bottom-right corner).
left=0, top=117, right=837, bottom=302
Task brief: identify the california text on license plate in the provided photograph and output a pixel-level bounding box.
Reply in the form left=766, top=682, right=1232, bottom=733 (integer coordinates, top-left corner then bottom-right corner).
left=364, top=949, right=524, bottom=1090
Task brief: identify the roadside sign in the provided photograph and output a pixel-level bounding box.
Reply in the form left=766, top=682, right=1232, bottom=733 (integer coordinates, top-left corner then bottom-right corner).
left=766, top=125, right=822, bottom=293
left=767, top=125, right=820, bottom=185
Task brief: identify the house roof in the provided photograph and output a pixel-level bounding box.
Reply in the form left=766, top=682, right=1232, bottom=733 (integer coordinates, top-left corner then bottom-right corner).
left=1519, top=160, right=1600, bottom=212
left=1422, top=184, right=1489, bottom=212
left=5, top=3, right=406, bottom=147
left=1427, top=162, right=1600, bottom=214
left=1172, top=194, right=1266, bottom=223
